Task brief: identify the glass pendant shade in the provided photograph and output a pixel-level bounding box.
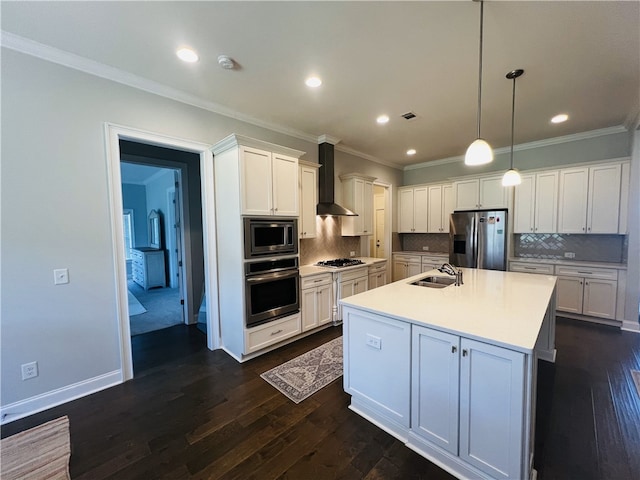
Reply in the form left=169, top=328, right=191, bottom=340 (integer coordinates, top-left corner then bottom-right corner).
left=464, top=138, right=493, bottom=165
left=502, top=168, right=522, bottom=186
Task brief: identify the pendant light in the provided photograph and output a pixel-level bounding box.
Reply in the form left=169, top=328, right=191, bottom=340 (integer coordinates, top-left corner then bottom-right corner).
left=502, top=69, right=524, bottom=186
left=465, top=0, right=493, bottom=166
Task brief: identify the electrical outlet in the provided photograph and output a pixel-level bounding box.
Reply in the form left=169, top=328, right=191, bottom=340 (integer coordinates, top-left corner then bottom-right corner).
left=366, top=334, right=382, bottom=350
left=21, top=362, right=38, bottom=380
left=564, top=252, right=576, bottom=259
left=422, top=246, right=429, bottom=251
left=350, top=251, right=356, bottom=257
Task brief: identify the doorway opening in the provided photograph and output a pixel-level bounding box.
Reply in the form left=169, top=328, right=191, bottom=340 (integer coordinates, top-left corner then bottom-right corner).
left=105, top=124, right=219, bottom=382
left=367, top=181, right=392, bottom=278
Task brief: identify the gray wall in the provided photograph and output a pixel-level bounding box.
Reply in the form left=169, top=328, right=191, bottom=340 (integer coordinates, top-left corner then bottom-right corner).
left=121, top=183, right=148, bottom=247
left=0, top=49, right=405, bottom=411
left=403, top=131, right=631, bottom=185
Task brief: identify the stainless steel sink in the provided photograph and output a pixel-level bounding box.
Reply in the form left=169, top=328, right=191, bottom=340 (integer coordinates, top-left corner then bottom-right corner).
left=410, top=275, right=457, bottom=289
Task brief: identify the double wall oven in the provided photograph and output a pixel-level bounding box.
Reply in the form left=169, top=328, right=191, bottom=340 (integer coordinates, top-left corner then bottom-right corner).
left=243, top=217, right=299, bottom=328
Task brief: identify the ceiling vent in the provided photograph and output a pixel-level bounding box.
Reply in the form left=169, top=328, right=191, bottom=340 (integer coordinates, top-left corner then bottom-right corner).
left=401, top=112, right=417, bottom=120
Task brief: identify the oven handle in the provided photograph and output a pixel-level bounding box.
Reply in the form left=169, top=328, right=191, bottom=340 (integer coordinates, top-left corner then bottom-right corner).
left=246, top=270, right=299, bottom=283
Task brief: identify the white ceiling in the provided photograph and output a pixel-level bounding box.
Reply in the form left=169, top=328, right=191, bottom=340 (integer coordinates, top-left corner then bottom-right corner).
left=3, top=1, right=638, bottom=168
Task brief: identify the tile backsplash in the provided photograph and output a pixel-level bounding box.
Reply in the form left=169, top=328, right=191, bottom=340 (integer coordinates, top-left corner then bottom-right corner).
left=300, top=216, right=361, bottom=265
left=400, top=233, right=450, bottom=253
left=514, top=233, right=626, bottom=263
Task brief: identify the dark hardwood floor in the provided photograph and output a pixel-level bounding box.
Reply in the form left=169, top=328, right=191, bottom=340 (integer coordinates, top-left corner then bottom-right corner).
left=2, top=317, right=639, bottom=479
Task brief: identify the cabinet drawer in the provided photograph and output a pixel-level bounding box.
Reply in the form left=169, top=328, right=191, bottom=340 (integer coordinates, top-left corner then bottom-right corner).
left=555, top=265, right=617, bottom=280
left=245, top=313, right=301, bottom=354
left=339, top=267, right=369, bottom=282
left=301, top=273, right=332, bottom=289
left=394, top=255, right=422, bottom=264
left=368, top=262, right=387, bottom=274
left=510, top=262, right=554, bottom=275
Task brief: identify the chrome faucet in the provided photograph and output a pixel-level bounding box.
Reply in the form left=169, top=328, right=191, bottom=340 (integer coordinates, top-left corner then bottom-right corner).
left=438, top=263, right=464, bottom=286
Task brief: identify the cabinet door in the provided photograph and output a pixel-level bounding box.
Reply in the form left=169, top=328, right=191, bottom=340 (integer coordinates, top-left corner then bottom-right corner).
left=442, top=184, right=454, bottom=234
left=393, top=257, right=408, bottom=281
left=587, top=164, right=621, bottom=234
left=407, top=261, right=422, bottom=278
left=455, top=179, right=479, bottom=210
left=556, top=276, right=584, bottom=314
left=317, top=284, right=333, bottom=326
left=411, top=326, right=460, bottom=455
left=413, top=186, right=429, bottom=233
left=534, top=171, right=559, bottom=233
left=583, top=279, right=617, bottom=319
left=459, top=338, right=525, bottom=480
left=272, top=153, right=298, bottom=216
left=479, top=176, right=507, bottom=209
left=427, top=185, right=443, bottom=233
left=299, top=166, right=317, bottom=238
left=301, top=288, right=318, bottom=331
left=558, top=167, right=588, bottom=233
left=398, top=188, right=415, bottom=233
left=513, top=174, right=535, bottom=233
left=354, top=276, right=368, bottom=295
left=343, top=309, right=411, bottom=428
left=240, top=146, right=273, bottom=215
left=362, top=181, right=374, bottom=235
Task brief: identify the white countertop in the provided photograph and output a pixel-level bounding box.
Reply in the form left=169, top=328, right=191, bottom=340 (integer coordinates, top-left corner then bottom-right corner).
left=393, top=251, right=448, bottom=256
left=340, top=268, right=557, bottom=353
left=509, top=256, right=627, bottom=270
left=299, top=257, right=387, bottom=277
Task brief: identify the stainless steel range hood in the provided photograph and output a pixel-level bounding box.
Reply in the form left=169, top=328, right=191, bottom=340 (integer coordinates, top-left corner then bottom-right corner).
left=317, top=142, right=357, bottom=216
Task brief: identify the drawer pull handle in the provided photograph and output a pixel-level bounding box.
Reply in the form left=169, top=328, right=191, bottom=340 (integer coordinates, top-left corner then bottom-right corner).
left=577, top=271, right=592, bottom=274
left=462, top=349, right=468, bottom=357
left=451, top=346, right=457, bottom=353
left=270, top=329, right=283, bottom=336
left=524, top=267, right=536, bottom=270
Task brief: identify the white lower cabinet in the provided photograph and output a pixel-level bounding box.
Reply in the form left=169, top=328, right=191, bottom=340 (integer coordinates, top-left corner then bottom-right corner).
left=344, top=306, right=532, bottom=480
left=368, top=261, right=388, bottom=289
left=300, top=273, right=332, bottom=332
left=393, top=254, right=422, bottom=281
left=555, top=265, right=617, bottom=320
left=244, top=313, right=301, bottom=354
left=336, top=267, right=369, bottom=322
left=410, top=325, right=526, bottom=480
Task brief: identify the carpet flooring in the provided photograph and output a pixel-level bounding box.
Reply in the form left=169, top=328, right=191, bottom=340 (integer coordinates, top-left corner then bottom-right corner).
left=127, top=280, right=182, bottom=336
left=261, top=336, right=343, bottom=403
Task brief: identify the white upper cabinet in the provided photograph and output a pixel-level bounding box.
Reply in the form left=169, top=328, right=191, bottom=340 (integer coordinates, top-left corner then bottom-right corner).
left=558, top=163, right=621, bottom=233
left=240, top=145, right=299, bottom=217
left=398, top=186, right=428, bottom=233
left=454, top=176, right=507, bottom=210
left=427, top=184, right=454, bottom=233
left=513, top=171, right=558, bottom=233
left=341, top=174, right=376, bottom=236
left=299, top=161, right=319, bottom=239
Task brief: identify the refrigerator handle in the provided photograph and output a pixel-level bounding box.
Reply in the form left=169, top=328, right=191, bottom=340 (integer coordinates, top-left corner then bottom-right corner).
left=471, top=213, right=478, bottom=268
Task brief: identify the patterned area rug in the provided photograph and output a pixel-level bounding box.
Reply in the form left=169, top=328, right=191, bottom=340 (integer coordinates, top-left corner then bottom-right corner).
left=261, top=337, right=343, bottom=403
left=0, top=416, right=71, bottom=480
left=632, top=370, right=640, bottom=398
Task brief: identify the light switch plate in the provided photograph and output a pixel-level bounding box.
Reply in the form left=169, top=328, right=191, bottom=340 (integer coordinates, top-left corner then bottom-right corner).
left=53, top=268, right=69, bottom=285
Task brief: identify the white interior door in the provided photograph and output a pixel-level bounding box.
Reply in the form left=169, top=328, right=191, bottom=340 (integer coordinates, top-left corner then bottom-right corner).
left=374, top=190, right=385, bottom=258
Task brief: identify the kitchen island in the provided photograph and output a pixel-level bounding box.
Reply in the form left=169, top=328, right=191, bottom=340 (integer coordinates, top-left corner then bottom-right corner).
left=340, top=268, right=557, bottom=480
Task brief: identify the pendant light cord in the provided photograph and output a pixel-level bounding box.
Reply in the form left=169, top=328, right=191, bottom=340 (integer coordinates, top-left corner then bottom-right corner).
left=509, top=75, right=516, bottom=169
left=476, top=0, right=485, bottom=139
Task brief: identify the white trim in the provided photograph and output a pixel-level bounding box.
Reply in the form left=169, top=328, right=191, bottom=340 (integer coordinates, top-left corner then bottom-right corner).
left=1, top=370, right=122, bottom=425
left=404, top=126, right=628, bottom=171
left=104, top=123, right=221, bottom=381
left=622, top=320, right=640, bottom=333
left=335, top=143, right=403, bottom=170
left=317, top=134, right=341, bottom=145
left=211, top=133, right=305, bottom=158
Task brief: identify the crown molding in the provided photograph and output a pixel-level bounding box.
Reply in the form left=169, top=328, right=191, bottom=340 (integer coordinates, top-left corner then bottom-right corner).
left=334, top=144, right=403, bottom=170
left=1, top=31, right=321, bottom=145
left=317, top=134, right=341, bottom=145
left=404, top=125, right=628, bottom=171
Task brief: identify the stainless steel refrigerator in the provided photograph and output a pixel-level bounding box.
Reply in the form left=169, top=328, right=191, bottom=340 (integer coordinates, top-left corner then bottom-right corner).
left=449, top=210, right=508, bottom=271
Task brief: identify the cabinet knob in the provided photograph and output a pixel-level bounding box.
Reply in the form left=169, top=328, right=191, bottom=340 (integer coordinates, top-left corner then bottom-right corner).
left=274, top=207, right=278, bottom=212
left=462, top=349, right=468, bottom=357
left=451, top=346, right=457, bottom=353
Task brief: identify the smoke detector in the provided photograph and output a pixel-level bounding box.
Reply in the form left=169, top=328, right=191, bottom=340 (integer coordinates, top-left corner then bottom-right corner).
left=217, top=55, right=235, bottom=70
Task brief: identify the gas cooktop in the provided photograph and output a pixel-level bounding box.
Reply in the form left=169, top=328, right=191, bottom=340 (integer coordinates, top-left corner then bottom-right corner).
left=315, top=258, right=365, bottom=268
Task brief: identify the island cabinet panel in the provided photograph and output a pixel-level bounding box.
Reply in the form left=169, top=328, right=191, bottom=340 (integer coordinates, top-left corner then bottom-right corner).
left=459, top=338, right=526, bottom=480
left=411, top=326, right=460, bottom=455
left=343, top=308, right=411, bottom=434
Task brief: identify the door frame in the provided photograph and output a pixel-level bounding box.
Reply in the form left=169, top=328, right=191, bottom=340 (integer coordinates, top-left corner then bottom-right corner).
left=105, top=123, right=220, bottom=381
left=372, top=180, right=392, bottom=279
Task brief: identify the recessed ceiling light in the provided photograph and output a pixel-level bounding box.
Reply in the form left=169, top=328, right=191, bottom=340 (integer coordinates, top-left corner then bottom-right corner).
left=305, top=76, right=322, bottom=88
left=551, top=113, right=569, bottom=124
left=376, top=115, right=390, bottom=124
left=406, top=149, right=417, bottom=156
left=176, top=47, right=198, bottom=63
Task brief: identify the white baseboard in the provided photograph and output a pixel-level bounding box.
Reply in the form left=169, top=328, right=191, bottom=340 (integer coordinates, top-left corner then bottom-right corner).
left=622, top=320, right=640, bottom=333
left=0, top=370, right=123, bottom=425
